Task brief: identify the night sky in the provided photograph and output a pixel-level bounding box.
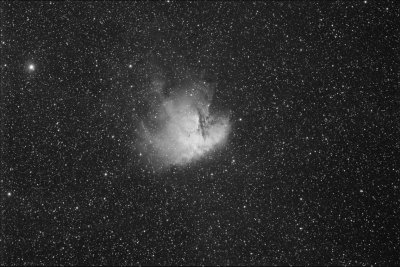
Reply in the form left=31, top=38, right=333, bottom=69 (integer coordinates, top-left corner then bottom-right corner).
left=2, top=1, right=400, bottom=266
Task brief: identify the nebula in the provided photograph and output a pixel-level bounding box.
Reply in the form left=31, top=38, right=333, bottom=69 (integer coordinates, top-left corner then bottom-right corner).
left=137, top=77, right=231, bottom=170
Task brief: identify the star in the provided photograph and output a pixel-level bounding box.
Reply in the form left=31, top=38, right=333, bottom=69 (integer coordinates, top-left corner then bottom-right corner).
left=25, top=62, right=36, bottom=73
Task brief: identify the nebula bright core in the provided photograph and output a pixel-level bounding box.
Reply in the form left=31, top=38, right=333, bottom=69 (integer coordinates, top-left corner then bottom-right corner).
left=138, top=78, right=231, bottom=170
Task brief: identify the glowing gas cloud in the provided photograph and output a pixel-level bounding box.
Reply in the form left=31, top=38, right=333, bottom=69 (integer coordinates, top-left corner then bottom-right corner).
left=137, top=75, right=231, bottom=170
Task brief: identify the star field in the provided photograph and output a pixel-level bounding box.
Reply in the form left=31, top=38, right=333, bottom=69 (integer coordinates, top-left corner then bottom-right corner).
left=2, top=1, right=400, bottom=265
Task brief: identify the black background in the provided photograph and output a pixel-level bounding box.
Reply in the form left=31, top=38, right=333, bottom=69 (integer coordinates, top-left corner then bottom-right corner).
left=2, top=1, right=399, bottom=265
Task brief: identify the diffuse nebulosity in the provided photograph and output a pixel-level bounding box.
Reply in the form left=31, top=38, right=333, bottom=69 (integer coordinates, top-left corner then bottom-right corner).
left=137, top=72, right=231, bottom=171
